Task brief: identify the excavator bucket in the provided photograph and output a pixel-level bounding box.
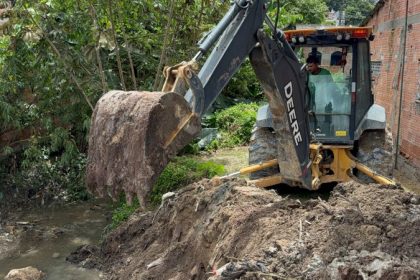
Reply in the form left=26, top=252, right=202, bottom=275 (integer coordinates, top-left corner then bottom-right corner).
left=86, top=90, right=201, bottom=207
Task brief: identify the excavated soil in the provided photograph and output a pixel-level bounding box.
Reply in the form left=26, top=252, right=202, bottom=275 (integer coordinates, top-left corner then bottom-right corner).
left=86, top=91, right=201, bottom=207
left=71, top=178, right=420, bottom=279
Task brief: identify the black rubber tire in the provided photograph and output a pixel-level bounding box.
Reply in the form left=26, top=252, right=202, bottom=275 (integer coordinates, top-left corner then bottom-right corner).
left=248, top=126, right=280, bottom=180
left=355, top=129, right=394, bottom=182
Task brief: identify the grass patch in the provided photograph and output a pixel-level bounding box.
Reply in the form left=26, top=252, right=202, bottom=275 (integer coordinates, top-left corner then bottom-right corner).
left=199, top=146, right=248, bottom=174
left=151, top=157, right=224, bottom=205
left=109, top=197, right=140, bottom=229
left=108, top=156, right=225, bottom=229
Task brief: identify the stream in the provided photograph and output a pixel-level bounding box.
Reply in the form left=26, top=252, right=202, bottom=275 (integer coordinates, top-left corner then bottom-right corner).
left=0, top=199, right=110, bottom=279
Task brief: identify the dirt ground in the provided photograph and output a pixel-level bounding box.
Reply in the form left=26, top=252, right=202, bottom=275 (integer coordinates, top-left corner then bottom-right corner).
left=70, top=174, right=420, bottom=279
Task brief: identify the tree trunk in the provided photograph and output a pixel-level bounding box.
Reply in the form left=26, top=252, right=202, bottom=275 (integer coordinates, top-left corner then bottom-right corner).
left=108, top=0, right=126, bottom=91
left=124, top=34, right=137, bottom=90
left=152, top=0, right=176, bottom=91
left=89, top=3, right=108, bottom=93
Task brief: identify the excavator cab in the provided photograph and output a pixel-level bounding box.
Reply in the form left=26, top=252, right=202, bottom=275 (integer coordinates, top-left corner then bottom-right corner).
left=305, top=45, right=353, bottom=142
left=251, top=27, right=394, bottom=188
left=283, top=27, right=376, bottom=145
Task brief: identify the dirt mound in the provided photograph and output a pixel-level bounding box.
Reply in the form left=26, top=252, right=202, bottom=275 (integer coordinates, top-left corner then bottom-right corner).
left=74, top=178, right=419, bottom=279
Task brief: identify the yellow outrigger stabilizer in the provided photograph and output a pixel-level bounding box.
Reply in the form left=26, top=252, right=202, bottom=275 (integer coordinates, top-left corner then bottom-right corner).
left=221, top=156, right=396, bottom=189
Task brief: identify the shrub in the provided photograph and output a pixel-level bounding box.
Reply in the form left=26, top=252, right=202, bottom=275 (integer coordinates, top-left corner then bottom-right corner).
left=221, top=60, right=263, bottom=101
left=205, top=139, right=220, bottom=151
left=0, top=145, right=90, bottom=205
left=150, top=157, right=225, bottom=205
left=179, top=142, right=200, bottom=155
left=206, top=103, right=259, bottom=148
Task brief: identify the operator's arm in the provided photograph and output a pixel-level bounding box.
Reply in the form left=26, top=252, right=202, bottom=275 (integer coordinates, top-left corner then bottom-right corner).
left=320, top=68, right=335, bottom=83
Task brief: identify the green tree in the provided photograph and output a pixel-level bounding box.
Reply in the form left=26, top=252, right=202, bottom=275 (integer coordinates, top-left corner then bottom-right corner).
left=287, top=0, right=329, bottom=25
left=345, top=0, right=375, bottom=25
left=0, top=0, right=230, bottom=201
left=0, top=0, right=343, bottom=205
left=324, top=0, right=346, bottom=11
left=268, top=0, right=329, bottom=27
left=324, top=0, right=376, bottom=26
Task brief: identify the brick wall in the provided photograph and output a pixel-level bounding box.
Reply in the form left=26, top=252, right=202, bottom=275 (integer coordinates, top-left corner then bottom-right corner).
left=365, top=0, right=420, bottom=167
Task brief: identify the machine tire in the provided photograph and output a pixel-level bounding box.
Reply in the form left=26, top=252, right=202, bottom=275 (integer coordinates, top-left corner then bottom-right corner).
left=248, top=126, right=280, bottom=180
left=355, top=128, right=394, bottom=182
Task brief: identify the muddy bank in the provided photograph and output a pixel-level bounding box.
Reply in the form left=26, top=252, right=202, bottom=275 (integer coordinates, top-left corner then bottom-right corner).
left=72, top=178, right=419, bottom=279
left=0, top=200, right=110, bottom=280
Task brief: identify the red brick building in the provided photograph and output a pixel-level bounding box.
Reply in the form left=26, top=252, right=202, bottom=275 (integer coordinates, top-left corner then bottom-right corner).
left=362, top=0, right=420, bottom=167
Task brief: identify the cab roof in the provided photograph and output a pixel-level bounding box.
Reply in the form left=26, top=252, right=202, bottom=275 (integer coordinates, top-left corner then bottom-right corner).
left=284, top=27, right=374, bottom=45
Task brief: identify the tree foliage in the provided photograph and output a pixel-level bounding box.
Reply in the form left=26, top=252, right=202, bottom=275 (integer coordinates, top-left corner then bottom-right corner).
left=0, top=0, right=230, bottom=199
left=282, top=0, right=329, bottom=25
left=325, top=0, right=376, bottom=26
left=324, top=0, right=346, bottom=11
left=0, top=0, right=337, bottom=202
left=344, top=0, right=375, bottom=26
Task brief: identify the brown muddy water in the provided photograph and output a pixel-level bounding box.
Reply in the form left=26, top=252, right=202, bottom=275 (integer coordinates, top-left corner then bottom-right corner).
left=0, top=200, right=110, bottom=279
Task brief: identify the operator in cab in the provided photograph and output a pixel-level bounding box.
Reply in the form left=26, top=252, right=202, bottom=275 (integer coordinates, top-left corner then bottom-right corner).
left=306, top=56, right=334, bottom=83
left=306, top=55, right=336, bottom=133
left=306, top=55, right=335, bottom=111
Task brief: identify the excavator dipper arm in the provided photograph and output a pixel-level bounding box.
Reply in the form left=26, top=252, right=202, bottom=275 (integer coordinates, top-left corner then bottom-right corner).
left=87, top=0, right=312, bottom=206
left=249, top=31, right=312, bottom=188
left=184, top=0, right=265, bottom=114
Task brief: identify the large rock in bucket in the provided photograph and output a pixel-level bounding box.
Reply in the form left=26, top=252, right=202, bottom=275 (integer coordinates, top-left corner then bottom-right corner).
left=86, top=91, right=201, bottom=206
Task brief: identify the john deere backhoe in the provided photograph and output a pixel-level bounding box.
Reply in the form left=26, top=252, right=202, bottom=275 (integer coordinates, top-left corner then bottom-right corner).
left=86, top=0, right=394, bottom=206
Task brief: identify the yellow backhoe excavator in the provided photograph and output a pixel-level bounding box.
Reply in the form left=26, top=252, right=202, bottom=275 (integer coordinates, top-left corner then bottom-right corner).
left=86, top=0, right=394, bottom=206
